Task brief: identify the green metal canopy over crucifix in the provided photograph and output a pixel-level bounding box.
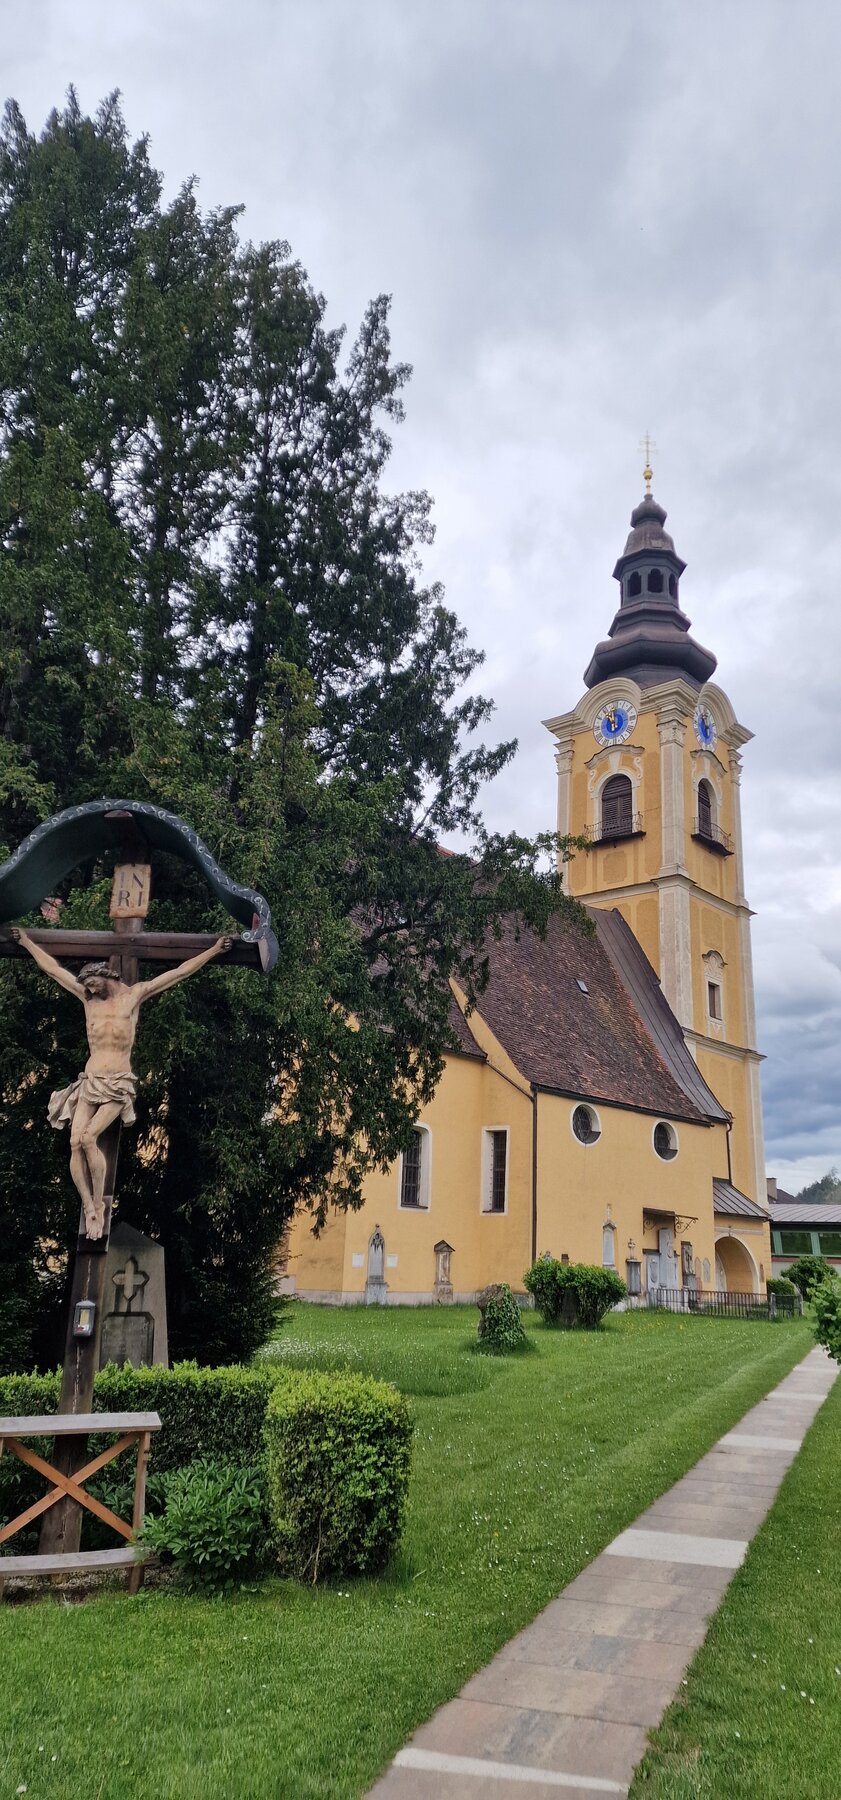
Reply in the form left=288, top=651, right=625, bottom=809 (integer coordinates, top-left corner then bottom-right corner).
left=0, top=799, right=277, bottom=1557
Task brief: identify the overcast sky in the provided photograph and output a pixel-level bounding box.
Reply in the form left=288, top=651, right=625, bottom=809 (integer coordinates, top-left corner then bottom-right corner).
left=8, top=0, right=841, bottom=1191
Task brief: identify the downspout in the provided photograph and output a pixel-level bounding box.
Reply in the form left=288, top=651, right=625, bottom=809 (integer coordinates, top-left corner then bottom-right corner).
left=531, top=1085, right=539, bottom=1265
left=725, top=1118, right=733, bottom=1185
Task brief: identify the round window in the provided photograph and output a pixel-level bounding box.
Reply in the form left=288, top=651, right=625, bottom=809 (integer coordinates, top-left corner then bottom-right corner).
left=572, top=1104, right=601, bottom=1146
left=653, top=1121, right=678, bottom=1161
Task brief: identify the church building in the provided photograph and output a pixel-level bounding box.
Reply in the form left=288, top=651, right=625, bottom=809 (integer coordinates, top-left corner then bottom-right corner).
left=285, top=472, right=771, bottom=1304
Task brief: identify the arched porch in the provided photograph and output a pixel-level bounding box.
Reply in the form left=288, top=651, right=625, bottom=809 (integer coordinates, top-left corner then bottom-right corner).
left=715, top=1232, right=760, bottom=1295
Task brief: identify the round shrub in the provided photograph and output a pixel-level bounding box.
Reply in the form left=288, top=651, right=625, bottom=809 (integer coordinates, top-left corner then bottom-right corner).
left=477, top=1283, right=527, bottom=1354
left=766, top=1276, right=797, bottom=1297
left=140, top=1460, right=266, bottom=1591
left=524, top=1258, right=626, bottom=1329
left=812, top=1276, right=841, bottom=1364
left=264, top=1368, right=412, bottom=1583
left=783, top=1255, right=834, bottom=1300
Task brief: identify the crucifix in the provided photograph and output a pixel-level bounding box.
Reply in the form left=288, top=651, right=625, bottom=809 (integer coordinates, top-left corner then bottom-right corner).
left=0, top=798, right=278, bottom=1557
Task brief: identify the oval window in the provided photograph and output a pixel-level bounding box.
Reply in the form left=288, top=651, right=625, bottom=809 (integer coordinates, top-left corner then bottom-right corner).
left=653, top=1121, right=678, bottom=1161
left=572, top=1104, right=601, bottom=1146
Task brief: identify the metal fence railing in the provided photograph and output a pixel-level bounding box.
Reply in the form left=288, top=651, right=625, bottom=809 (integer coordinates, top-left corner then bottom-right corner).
left=625, top=1287, right=803, bottom=1320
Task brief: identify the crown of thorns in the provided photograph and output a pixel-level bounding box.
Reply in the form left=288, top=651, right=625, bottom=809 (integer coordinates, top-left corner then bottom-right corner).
left=79, top=961, right=122, bottom=982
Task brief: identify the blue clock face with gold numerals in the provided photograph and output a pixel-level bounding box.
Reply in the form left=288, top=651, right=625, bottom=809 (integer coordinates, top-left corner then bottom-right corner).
left=593, top=699, right=637, bottom=748
left=694, top=703, right=717, bottom=749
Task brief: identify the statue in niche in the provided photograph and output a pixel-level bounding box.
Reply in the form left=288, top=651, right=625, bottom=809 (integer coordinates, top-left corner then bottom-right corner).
left=365, top=1226, right=387, bottom=1304
left=367, top=1227, right=385, bottom=1280
left=11, top=926, right=230, bottom=1240
left=434, top=1239, right=454, bottom=1301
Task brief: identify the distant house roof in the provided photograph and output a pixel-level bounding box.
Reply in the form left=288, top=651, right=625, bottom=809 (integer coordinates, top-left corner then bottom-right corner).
left=770, top=1201, right=841, bottom=1226
left=772, top=1186, right=798, bottom=1205
left=713, top=1180, right=769, bottom=1220
left=462, top=908, right=727, bottom=1124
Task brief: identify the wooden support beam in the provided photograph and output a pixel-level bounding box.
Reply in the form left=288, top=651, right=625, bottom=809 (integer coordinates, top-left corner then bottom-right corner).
left=0, top=929, right=262, bottom=968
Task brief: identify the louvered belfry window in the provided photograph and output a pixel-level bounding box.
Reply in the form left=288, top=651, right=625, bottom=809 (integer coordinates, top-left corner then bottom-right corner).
left=601, top=774, right=633, bottom=836
left=697, top=780, right=713, bottom=838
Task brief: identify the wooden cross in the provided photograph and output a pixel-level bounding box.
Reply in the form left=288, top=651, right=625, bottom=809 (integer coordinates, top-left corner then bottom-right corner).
left=0, top=807, right=266, bottom=1558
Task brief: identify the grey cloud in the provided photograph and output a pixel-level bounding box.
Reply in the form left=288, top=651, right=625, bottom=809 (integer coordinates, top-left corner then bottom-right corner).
left=8, top=0, right=841, bottom=1180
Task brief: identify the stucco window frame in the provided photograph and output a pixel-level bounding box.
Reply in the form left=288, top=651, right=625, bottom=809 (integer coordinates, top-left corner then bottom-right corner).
left=702, top=949, right=726, bottom=1033
left=480, top=1126, right=510, bottom=1215
left=652, top=1119, right=679, bottom=1161
left=570, top=1102, right=602, bottom=1146
left=588, top=755, right=644, bottom=843
left=397, top=1124, right=432, bottom=1212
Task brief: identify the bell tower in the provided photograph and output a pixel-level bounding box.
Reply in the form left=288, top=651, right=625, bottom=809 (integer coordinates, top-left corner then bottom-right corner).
left=544, top=471, right=765, bottom=1205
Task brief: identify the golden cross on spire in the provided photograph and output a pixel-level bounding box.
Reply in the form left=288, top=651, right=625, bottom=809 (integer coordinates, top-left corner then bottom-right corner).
left=639, top=433, right=656, bottom=495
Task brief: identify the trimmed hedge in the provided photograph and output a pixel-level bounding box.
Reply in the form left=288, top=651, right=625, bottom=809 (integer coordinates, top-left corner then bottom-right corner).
left=524, top=1258, right=627, bottom=1328
left=265, top=1368, right=412, bottom=1582
left=0, top=1361, right=278, bottom=1473
left=0, top=1362, right=281, bottom=1544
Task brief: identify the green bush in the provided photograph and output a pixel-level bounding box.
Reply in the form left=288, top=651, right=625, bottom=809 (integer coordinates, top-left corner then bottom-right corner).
left=140, top=1461, right=266, bottom=1591
left=477, top=1283, right=527, bottom=1354
left=0, top=1362, right=281, bottom=1546
left=524, top=1258, right=627, bottom=1329
left=783, top=1255, right=834, bottom=1300
left=766, top=1276, right=796, bottom=1296
left=264, top=1368, right=412, bottom=1582
left=812, top=1277, right=841, bottom=1364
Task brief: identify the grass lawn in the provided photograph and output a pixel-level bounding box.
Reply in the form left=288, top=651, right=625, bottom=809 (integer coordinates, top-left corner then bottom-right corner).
left=631, top=1358, right=841, bottom=1800
left=0, top=1305, right=811, bottom=1800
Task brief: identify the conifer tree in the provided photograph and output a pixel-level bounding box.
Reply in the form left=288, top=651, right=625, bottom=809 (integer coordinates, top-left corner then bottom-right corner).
left=0, top=93, right=575, bottom=1366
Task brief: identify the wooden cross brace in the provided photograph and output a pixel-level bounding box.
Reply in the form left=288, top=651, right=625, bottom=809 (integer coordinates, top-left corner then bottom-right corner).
left=0, top=1411, right=160, bottom=1554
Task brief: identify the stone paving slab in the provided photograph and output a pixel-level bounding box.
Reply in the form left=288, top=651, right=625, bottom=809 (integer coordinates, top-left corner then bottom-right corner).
left=368, top=1345, right=837, bottom=1798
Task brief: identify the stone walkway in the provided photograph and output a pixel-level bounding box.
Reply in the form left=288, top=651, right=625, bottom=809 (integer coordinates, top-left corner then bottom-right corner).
left=370, top=1344, right=837, bottom=1799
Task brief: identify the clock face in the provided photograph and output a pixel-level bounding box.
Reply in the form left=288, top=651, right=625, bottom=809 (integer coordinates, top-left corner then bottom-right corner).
left=593, top=700, right=637, bottom=748
left=694, top=703, right=717, bottom=749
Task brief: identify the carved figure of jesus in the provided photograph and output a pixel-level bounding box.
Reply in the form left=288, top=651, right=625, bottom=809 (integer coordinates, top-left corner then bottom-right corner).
left=12, top=928, right=231, bottom=1240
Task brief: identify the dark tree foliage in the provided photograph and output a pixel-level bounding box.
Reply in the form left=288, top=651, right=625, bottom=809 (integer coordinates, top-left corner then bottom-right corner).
left=0, top=93, right=580, bottom=1368
left=794, top=1169, right=841, bottom=1206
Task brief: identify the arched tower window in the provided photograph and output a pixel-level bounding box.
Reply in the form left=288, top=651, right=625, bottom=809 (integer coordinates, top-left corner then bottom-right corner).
left=697, top=779, right=714, bottom=840
left=628, top=571, right=642, bottom=598
left=647, top=568, right=664, bottom=593
left=668, top=573, right=677, bottom=597
left=601, top=774, right=633, bottom=838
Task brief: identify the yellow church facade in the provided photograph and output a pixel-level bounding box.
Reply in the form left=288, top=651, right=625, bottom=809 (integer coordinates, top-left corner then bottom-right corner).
left=286, top=483, right=771, bottom=1304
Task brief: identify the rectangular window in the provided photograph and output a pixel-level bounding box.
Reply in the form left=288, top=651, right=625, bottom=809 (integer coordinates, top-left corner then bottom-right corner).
left=778, top=1229, right=814, bottom=1255
left=707, top=982, right=722, bottom=1020
left=482, top=1128, right=508, bottom=1212
left=400, top=1130, right=426, bottom=1208
left=817, top=1232, right=841, bottom=1257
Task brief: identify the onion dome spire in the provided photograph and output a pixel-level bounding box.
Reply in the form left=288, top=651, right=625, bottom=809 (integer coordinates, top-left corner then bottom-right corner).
left=583, top=480, right=716, bottom=691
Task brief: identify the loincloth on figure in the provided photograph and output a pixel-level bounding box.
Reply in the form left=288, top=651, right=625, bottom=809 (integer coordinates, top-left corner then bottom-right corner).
left=48, top=1071, right=137, bottom=1131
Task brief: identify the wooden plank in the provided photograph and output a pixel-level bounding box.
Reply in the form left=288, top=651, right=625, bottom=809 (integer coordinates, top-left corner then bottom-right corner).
left=0, top=1440, right=136, bottom=1543
left=0, top=1413, right=161, bottom=1435
left=0, top=929, right=261, bottom=967
left=1, top=1549, right=142, bottom=1574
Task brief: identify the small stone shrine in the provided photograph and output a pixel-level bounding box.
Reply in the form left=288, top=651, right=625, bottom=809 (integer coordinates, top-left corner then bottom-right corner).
left=100, top=1221, right=168, bottom=1368
left=365, top=1225, right=388, bottom=1305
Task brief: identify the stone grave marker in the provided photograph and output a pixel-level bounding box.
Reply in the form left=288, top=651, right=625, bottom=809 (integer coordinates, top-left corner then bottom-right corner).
left=100, top=1221, right=168, bottom=1368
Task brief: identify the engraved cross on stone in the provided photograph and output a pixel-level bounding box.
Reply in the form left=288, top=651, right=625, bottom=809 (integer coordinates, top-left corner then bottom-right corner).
left=111, top=1254, right=148, bottom=1315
